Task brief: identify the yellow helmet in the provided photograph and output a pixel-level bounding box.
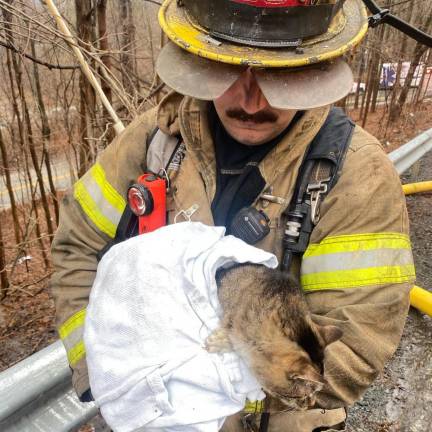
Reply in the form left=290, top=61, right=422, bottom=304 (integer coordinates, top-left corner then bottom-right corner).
left=156, top=0, right=368, bottom=109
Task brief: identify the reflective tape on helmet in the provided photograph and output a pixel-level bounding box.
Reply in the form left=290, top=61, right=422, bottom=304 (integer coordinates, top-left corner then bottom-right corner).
left=301, top=233, right=416, bottom=291
left=74, top=162, right=126, bottom=238
left=59, top=309, right=87, bottom=366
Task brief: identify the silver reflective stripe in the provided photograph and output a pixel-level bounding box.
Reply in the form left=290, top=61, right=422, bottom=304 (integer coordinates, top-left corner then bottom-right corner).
left=302, top=248, right=414, bottom=275
left=81, top=176, right=122, bottom=227
left=74, top=163, right=126, bottom=238
left=301, top=233, right=415, bottom=291
left=58, top=309, right=87, bottom=366
left=62, top=328, right=84, bottom=354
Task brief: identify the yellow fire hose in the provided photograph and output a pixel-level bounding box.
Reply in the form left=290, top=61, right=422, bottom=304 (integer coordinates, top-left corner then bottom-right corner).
left=402, top=181, right=432, bottom=195
left=410, top=286, right=432, bottom=317
left=400, top=181, right=432, bottom=316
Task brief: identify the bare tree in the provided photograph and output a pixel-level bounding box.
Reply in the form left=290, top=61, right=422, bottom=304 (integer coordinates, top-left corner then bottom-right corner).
left=75, top=0, right=98, bottom=177
left=0, top=210, right=9, bottom=300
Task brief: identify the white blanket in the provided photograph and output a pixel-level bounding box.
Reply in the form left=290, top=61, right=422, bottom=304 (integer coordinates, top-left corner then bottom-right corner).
left=84, top=222, right=278, bottom=432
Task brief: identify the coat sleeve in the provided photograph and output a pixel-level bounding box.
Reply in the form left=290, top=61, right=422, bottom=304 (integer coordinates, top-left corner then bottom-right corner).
left=50, top=110, right=157, bottom=398
left=303, top=126, right=415, bottom=408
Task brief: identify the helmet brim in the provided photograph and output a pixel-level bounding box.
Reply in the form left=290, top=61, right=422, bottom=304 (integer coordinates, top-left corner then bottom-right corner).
left=159, top=0, right=368, bottom=68
left=156, top=42, right=353, bottom=110
left=156, top=42, right=240, bottom=101
left=255, top=60, right=354, bottom=110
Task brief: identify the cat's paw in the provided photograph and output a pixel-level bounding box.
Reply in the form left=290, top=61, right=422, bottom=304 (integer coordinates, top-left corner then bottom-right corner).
left=205, top=328, right=233, bottom=353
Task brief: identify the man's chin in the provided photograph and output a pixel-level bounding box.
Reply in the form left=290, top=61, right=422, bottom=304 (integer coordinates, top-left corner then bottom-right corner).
left=230, top=128, right=276, bottom=146
left=226, top=123, right=277, bottom=145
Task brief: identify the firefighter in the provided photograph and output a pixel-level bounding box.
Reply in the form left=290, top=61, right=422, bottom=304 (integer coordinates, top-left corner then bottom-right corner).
left=51, top=1, right=416, bottom=431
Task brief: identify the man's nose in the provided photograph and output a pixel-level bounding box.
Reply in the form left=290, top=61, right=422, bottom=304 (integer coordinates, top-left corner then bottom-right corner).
left=238, top=68, right=269, bottom=114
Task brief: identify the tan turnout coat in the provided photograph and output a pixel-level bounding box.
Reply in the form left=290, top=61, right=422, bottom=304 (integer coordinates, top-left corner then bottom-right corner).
left=51, top=92, right=415, bottom=431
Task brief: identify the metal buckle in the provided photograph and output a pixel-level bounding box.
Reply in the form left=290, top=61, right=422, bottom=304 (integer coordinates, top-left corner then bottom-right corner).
left=242, top=413, right=259, bottom=432
left=174, top=204, right=199, bottom=223
left=368, top=9, right=390, bottom=28
left=307, top=178, right=330, bottom=225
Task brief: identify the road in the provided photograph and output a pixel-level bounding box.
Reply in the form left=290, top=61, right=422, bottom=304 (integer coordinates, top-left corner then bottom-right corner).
left=0, top=159, right=75, bottom=210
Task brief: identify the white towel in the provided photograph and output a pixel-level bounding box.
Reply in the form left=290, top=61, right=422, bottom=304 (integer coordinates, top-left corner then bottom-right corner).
left=84, top=222, right=278, bottom=432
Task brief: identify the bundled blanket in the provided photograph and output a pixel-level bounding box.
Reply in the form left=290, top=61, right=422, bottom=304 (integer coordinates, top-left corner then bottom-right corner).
left=84, top=222, right=277, bottom=432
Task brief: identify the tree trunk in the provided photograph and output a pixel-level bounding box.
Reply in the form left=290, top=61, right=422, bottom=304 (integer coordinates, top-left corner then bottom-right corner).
left=120, top=0, right=136, bottom=97
left=2, top=2, right=54, bottom=239
left=354, top=46, right=367, bottom=110
left=23, top=149, right=50, bottom=269
left=0, top=210, right=9, bottom=301
left=370, top=21, right=388, bottom=113
left=362, top=45, right=380, bottom=127
left=390, top=44, right=428, bottom=121
left=0, top=129, right=21, bottom=244
left=97, top=0, right=115, bottom=146
left=413, top=50, right=430, bottom=105
left=75, top=0, right=97, bottom=177
left=389, top=7, right=432, bottom=121
left=30, top=39, right=59, bottom=226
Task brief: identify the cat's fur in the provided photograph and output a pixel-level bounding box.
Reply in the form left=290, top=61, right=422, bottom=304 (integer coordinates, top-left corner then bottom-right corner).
left=205, top=264, right=342, bottom=410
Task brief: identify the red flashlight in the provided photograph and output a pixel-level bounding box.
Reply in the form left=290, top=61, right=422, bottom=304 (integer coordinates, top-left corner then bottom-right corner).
left=127, top=174, right=166, bottom=234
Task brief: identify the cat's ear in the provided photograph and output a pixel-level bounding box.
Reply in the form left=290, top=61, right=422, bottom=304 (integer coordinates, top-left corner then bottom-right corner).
left=317, top=325, right=343, bottom=346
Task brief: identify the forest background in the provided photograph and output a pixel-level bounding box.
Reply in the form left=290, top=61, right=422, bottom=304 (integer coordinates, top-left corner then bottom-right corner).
left=0, top=0, right=431, bottom=379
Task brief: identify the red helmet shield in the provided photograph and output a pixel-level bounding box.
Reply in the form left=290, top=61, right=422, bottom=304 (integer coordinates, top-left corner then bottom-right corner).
left=231, top=0, right=312, bottom=7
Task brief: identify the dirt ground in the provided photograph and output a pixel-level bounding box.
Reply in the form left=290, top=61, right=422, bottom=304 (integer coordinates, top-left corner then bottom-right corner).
left=0, top=105, right=431, bottom=431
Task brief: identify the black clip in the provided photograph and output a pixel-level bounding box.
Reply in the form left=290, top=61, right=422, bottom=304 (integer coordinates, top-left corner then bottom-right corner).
left=368, top=9, right=390, bottom=28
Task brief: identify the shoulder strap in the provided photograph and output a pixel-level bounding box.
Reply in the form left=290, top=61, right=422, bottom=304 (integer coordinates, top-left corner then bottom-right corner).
left=146, top=128, right=183, bottom=175
left=281, top=107, right=355, bottom=271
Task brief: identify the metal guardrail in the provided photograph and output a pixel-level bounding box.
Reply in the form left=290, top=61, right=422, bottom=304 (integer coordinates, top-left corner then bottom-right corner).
left=0, top=341, right=97, bottom=431
left=0, top=127, right=431, bottom=432
left=389, top=128, right=432, bottom=174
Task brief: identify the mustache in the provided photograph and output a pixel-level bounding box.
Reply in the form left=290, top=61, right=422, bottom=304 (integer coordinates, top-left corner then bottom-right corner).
left=226, top=108, right=278, bottom=124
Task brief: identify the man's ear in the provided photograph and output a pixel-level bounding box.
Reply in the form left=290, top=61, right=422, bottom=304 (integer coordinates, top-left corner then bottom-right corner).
left=317, top=325, right=343, bottom=346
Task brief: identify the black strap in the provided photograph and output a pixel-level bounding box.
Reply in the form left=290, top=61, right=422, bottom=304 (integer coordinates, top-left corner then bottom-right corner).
left=362, top=0, right=432, bottom=47
left=97, top=205, right=139, bottom=261
left=281, top=108, right=355, bottom=272
left=259, top=413, right=270, bottom=432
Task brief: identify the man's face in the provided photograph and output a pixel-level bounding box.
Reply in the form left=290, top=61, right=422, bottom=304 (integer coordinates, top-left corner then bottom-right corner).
left=214, top=68, right=297, bottom=146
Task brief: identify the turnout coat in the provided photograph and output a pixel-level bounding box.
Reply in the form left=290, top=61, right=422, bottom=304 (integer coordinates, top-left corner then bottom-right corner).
left=51, top=92, right=415, bottom=431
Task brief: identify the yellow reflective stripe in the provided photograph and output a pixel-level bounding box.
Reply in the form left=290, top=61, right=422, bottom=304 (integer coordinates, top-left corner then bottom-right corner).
left=301, top=264, right=416, bottom=291
left=301, top=233, right=415, bottom=291
left=59, top=309, right=86, bottom=340
left=73, top=162, right=126, bottom=238
left=59, top=310, right=87, bottom=366
left=67, top=340, right=86, bottom=366
left=304, top=233, right=411, bottom=258
left=74, top=180, right=118, bottom=238
left=244, top=399, right=264, bottom=413
left=91, top=163, right=126, bottom=213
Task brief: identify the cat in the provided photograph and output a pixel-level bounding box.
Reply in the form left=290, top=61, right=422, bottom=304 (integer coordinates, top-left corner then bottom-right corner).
left=205, top=264, right=342, bottom=410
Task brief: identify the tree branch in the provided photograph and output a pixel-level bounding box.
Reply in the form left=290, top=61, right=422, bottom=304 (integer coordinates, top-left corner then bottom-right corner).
left=0, top=39, right=79, bottom=70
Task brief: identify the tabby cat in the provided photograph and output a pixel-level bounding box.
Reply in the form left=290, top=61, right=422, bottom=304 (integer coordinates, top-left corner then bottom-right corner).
left=206, top=264, right=342, bottom=410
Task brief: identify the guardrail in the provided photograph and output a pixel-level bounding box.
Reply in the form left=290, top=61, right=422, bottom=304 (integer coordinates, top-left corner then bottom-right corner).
left=388, top=128, right=432, bottom=174
left=1, top=127, right=431, bottom=432
left=0, top=341, right=97, bottom=431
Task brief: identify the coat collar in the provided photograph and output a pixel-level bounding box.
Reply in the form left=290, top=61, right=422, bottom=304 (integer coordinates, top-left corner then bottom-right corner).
left=157, top=91, right=331, bottom=186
